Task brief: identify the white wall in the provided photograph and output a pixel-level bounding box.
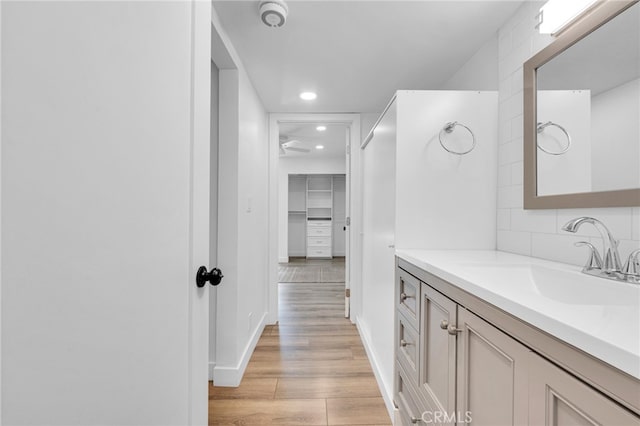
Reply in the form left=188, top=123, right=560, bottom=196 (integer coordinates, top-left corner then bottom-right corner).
left=496, top=2, right=640, bottom=266
left=277, top=156, right=346, bottom=262
left=592, top=78, right=640, bottom=191
left=212, top=8, right=270, bottom=386
left=440, top=34, right=499, bottom=91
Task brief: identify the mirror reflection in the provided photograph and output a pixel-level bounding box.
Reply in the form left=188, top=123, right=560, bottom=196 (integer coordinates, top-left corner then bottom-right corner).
left=536, top=2, right=639, bottom=196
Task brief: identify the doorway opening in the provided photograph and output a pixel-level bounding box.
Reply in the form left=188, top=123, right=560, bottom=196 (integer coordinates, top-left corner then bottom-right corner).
left=268, top=114, right=361, bottom=325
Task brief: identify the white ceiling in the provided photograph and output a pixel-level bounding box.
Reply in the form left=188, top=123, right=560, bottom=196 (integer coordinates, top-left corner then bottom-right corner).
left=212, top=0, right=524, bottom=113
left=279, top=122, right=349, bottom=158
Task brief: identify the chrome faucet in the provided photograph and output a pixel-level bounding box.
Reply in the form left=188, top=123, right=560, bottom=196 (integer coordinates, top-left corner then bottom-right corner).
left=562, top=217, right=639, bottom=284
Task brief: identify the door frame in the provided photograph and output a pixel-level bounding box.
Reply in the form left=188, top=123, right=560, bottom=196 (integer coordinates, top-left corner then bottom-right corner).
left=267, top=113, right=361, bottom=324
left=189, top=0, right=212, bottom=423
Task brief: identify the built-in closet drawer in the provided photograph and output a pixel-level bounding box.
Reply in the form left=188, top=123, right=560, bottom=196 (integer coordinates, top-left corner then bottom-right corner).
left=307, top=227, right=331, bottom=237
left=308, top=247, right=331, bottom=258
left=397, top=313, right=420, bottom=386
left=307, top=220, right=331, bottom=227
left=397, top=269, right=420, bottom=331
left=307, top=236, right=331, bottom=247
left=395, top=362, right=426, bottom=426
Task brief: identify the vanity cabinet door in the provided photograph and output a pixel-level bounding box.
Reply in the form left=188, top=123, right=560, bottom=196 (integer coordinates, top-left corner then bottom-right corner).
left=456, top=308, right=530, bottom=426
left=529, top=353, right=640, bottom=426
left=419, top=284, right=457, bottom=416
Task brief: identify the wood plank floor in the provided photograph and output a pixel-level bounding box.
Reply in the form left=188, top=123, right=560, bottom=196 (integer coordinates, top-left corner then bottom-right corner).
left=209, top=280, right=391, bottom=425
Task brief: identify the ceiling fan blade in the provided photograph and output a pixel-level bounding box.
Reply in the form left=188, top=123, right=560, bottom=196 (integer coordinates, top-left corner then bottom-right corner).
left=286, top=147, right=311, bottom=153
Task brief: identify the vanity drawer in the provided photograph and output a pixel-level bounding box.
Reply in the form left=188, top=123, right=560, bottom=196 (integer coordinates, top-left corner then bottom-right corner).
left=307, top=227, right=331, bottom=237
left=307, top=236, right=331, bottom=247
left=397, top=269, right=420, bottom=331
left=397, top=312, right=420, bottom=387
left=307, top=247, right=331, bottom=258
left=395, top=361, right=427, bottom=426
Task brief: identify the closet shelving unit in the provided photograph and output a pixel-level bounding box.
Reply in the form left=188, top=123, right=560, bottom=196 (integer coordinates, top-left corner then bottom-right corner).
left=287, top=175, right=308, bottom=257
left=306, top=175, right=333, bottom=259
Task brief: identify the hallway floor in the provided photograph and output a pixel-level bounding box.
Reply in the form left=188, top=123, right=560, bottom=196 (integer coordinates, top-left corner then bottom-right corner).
left=208, top=275, right=391, bottom=425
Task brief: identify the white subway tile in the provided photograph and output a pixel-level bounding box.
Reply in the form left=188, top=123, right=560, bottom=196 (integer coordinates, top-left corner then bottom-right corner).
left=511, top=115, right=524, bottom=141
left=531, top=233, right=586, bottom=266
left=498, top=164, right=511, bottom=187
left=511, top=209, right=556, bottom=233
left=497, top=185, right=523, bottom=209
left=511, top=161, right=523, bottom=186
left=499, top=76, right=511, bottom=103
left=556, top=208, right=634, bottom=240
left=497, top=230, right=531, bottom=256
left=511, top=69, right=524, bottom=97
left=499, top=116, right=512, bottom=144
left=497, top=209, right=511, bottom=230
left=511, top=17, right=531, bottom=48
left=499, top=139, right=523, bottom=166
left=502, top=92, right=523, bottom=121
left=498, top=30, right=512, bottom=57
left=619, top=239, right=640, bottom=259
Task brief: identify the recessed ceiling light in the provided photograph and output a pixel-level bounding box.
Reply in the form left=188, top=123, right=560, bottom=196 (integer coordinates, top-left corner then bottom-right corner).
left=315, top=145, right=324, bottom=150
left=316, top=125, right=327, bottom=131
left=299, top=92, right=317, bottom=101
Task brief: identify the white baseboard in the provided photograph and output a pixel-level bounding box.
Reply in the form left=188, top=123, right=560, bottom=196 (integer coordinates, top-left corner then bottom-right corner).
left=356, top=316, right=395, bottom=420
left=278, top=256, right=289, bottom=263
left=208, top=362, right=216, bottom=381
left=212, top=312, right=267, bottom=387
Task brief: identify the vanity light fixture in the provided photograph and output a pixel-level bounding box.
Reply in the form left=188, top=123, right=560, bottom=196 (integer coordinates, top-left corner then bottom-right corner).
left=316, top=125, right=326, bottom=131
left=299, top=91, right=317, bottom=101
left=315, top=145, right=324, bottom=150
left=537, top=0, right=599, bottom=35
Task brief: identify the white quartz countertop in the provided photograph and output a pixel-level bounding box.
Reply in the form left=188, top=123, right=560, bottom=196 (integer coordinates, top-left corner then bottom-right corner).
left=396, top=249, right=640, bottom=379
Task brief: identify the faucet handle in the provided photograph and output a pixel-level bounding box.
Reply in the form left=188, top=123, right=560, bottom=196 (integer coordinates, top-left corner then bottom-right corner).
left=622, top=249, right=640, bottom=277
left=575, top=241, right=603, bottom=271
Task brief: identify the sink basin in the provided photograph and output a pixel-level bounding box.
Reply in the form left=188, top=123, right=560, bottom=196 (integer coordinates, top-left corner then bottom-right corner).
left=458, top=263, right=640, bottom=307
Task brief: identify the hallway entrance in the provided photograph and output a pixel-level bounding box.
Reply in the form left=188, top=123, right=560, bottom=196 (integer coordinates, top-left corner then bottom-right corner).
left=208, top=264, right=390, bottom=425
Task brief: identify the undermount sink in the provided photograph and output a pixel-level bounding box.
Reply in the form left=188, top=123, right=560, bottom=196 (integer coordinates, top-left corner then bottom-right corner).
left=458, top=263, right=640, bottom=307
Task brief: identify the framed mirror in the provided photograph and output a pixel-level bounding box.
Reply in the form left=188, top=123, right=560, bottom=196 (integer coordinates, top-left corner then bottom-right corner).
left=524, top=0, right=640, bottom=209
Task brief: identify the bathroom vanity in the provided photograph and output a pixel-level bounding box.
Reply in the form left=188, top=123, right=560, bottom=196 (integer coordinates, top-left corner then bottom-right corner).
left=394, top=250, right=640, bottom=425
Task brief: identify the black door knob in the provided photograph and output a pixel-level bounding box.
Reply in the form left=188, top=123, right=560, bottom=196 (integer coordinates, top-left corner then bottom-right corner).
left=196, top=266, right=224, bottom=288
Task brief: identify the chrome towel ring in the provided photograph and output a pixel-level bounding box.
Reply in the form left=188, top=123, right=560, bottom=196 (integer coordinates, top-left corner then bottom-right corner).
left=537, top=121, right=571, bottom=155
left=439, top=121, right=476, bottom=155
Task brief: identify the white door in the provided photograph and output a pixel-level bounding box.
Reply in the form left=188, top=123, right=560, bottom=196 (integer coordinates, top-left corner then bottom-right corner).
left=1, top=1, right=211, bottom=424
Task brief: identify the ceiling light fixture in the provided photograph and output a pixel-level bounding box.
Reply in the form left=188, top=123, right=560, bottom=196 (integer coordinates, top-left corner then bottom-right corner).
left=299, top=92, right=317, bottom=101
left=259, top=0, right=288, bottom=28
left=316, top=125, right=326, bottom=131
left=536, top=0, right=599, bottom=35
left=315, top=145, right=324, bottom=150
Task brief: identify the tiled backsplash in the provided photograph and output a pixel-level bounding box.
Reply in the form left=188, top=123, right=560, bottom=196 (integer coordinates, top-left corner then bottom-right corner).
left=497, top=1, right=640, bottom=266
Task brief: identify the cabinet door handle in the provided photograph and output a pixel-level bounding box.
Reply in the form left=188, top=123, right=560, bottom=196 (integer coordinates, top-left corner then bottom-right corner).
left=400, top=292, right=414, bottom=302
left=440, top=320, right=463, bottom=335
left=410, top=417, right=423, bottom=424
left=400, top=339, right=412, bottom=347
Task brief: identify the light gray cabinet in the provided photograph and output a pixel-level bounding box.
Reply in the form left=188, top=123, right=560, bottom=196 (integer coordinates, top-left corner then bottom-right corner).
left=455, top=308, right=529, bottom=425
left=394, top=261, right=640, bottom=425
left=419, top=284, right=457, bottom=416
left=529, top=353, right=640, bottom=426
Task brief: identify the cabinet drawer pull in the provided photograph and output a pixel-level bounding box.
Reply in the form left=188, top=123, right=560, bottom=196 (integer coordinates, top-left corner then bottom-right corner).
left=400, top=292, right=414, bottom=302
left=400, top=339, right=412, bottom=347
left=440, top=320, right=463, bottom=335
left=411, top=417, right=423, bottom=424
